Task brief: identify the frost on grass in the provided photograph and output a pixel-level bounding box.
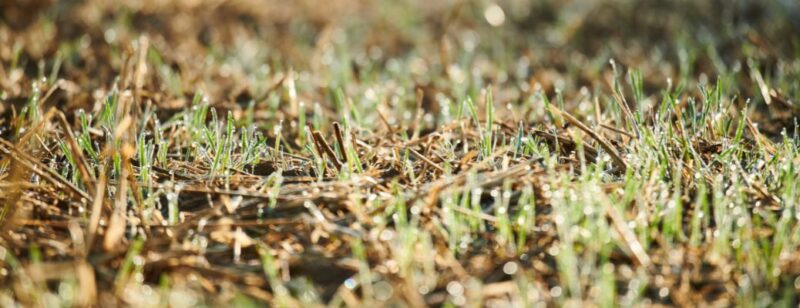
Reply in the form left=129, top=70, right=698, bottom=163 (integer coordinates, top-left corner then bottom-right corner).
left=0, top=0, right=799, bottom=306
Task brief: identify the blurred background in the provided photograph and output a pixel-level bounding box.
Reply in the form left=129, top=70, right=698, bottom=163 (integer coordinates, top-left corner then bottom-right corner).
left=1, top=0, right=799, bottom=133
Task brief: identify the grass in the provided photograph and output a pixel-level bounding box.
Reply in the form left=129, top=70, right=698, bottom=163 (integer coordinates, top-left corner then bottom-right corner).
left=1, top=0, right=800, bottom=306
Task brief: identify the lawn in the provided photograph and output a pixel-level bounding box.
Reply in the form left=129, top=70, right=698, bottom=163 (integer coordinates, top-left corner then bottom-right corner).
left=1, top=0, right=800, bottom=306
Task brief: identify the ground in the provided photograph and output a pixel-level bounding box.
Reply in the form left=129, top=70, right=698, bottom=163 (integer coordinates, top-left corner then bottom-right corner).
left=1, top=0, right=800, bottom=306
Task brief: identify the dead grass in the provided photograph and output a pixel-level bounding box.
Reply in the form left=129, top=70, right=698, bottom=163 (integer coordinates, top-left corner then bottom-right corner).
left=1, top=0, right=800, bottom=306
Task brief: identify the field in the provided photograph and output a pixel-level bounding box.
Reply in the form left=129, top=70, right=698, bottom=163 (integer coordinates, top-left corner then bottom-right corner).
left=1, top=0, right=800, bottom=306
